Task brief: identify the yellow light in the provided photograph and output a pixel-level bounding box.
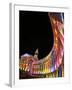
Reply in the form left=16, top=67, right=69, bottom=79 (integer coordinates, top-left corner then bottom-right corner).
left=56, top=37, right=58, bottom=41
left=55, top=29, right=57, bottom=35
left=62, top=68, right=64, bottom=77
left=20, top=67, right=22, bottom=70
left=54, top=43, right=57, bottom=49
left=23, top=68, right=24, bottom=70
left=52, top=18, right=56, bottom=24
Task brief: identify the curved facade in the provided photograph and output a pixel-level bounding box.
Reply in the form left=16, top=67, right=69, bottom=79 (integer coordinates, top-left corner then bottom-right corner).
left=19, top=12, right=64, bottom=79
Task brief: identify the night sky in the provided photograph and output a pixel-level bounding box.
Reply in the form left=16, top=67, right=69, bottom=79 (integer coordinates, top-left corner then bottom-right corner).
left=19, top=11, right=54, bottom=59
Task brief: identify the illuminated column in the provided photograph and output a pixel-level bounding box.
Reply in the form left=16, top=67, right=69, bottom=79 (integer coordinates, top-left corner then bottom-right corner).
left=58, top=65, right=62, bottom=77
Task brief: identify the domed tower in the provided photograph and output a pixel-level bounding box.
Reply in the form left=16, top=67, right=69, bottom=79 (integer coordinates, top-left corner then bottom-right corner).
left=34, top=49, right=39, bottom=60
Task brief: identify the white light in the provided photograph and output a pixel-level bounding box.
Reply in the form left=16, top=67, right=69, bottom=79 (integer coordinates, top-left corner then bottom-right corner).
left=21, top=53, right=30, bottom=57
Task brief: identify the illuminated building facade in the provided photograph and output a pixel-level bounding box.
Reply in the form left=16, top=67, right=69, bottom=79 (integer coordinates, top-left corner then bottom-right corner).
left=19, top=11, right=64, bottom=79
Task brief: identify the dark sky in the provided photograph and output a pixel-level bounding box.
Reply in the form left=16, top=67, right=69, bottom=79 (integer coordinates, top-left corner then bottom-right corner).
left=19, top=11, right=54, bottom=59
